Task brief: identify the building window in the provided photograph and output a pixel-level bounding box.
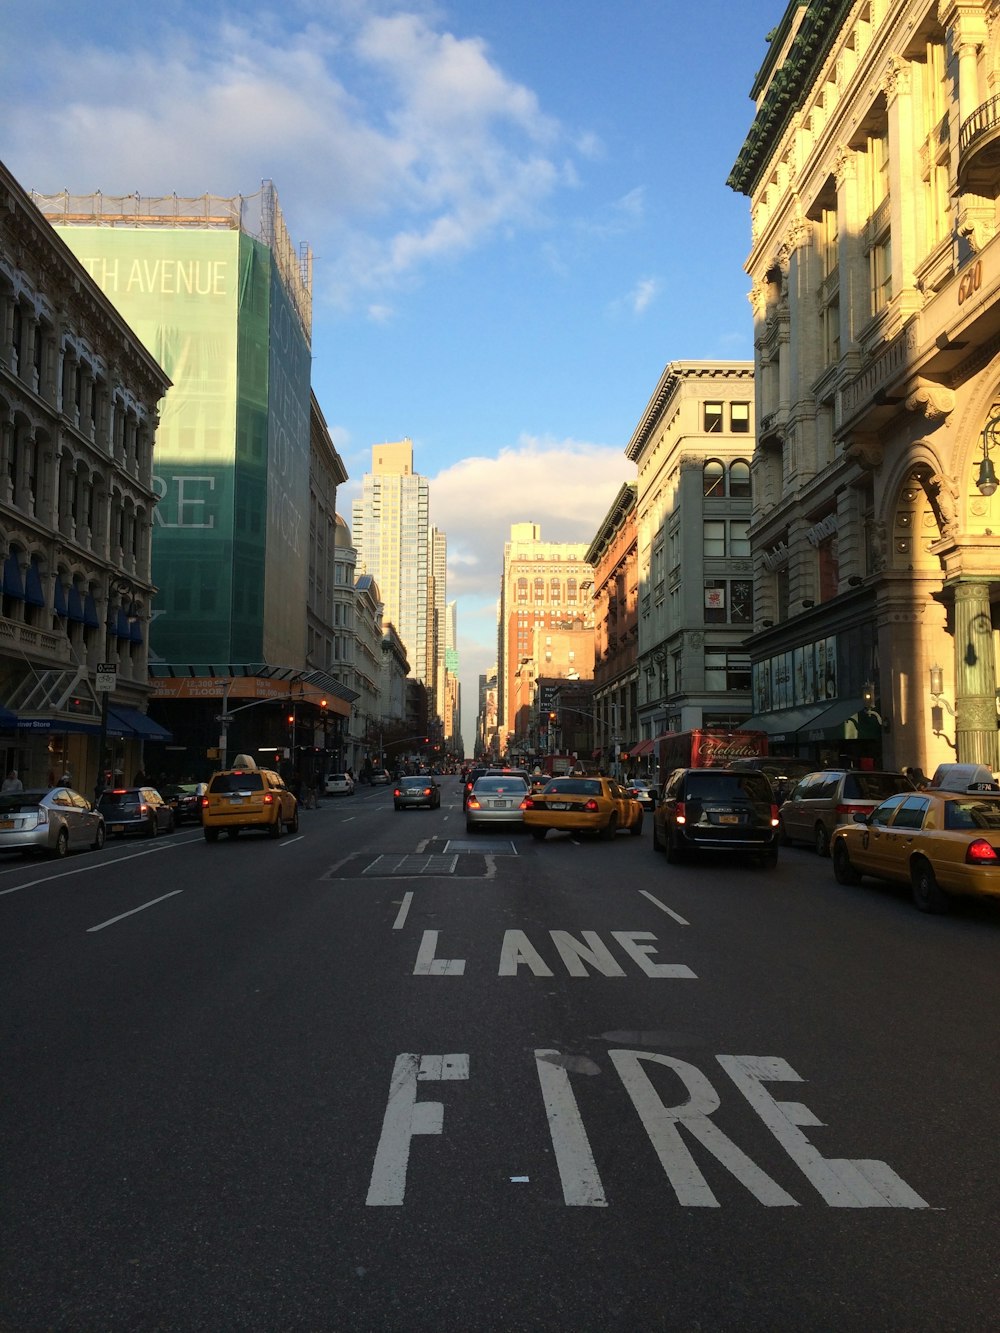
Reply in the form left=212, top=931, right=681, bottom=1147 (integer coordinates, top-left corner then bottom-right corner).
left=870, top=233, right=892, bottom=315
left=729, top=520, right=750, bottom=557
left=730, top=402, right=750, bottom=433
left=703, top=459, right=725, bottom=497
left=704, top=402, right=724, bottom=433
left=729, top=460, right=751, bottom=498
left=704, top=578, right=752, bottom=624
left=703, top=521, right=726, bottom=557
left=705, top=649, right=751, bottom=693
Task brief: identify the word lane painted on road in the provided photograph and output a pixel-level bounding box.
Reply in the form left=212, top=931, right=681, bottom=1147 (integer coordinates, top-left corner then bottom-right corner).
left=366, top=1050, right=928, bottom=1210
left=412, top=929, right=696, bottom=978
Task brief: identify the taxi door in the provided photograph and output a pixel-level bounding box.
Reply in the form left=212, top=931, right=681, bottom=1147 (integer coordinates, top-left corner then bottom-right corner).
left=858, top=793, right=910, bottom=878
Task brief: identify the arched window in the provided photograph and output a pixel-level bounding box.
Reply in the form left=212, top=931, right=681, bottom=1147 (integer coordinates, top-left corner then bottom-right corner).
left=729, top=459, right=751, bottom=498
left=703, top=459, right=726, bottom=497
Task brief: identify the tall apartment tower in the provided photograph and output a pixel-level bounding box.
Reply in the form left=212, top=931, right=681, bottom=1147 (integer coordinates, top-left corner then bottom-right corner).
left=497, top=522, right=593, bottom=751
left=352, top=440, right=431, bottom=684
left=430, top=526, right=448, bottom=723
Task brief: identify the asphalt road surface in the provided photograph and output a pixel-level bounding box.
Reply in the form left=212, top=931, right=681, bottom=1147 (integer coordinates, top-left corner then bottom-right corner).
left=3, top=779, right=999, bottom=1331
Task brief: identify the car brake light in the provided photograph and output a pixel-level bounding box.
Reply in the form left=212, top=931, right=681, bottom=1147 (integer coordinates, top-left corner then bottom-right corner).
left=771, top=804, right=780, bottom=827
left=263, top=793, right=274, bottom=805
left=36, top=807, right=49, bottom=826
left=200, top=796, right=209, bottom=807
left=674, top=801, right=687, bottom=826
left=393, top=788, right=401, bottom=796
left=467, top=797, right=481, bottom=810
left=423, top=787, right=432, bottom=796
left=523, top=797, right=536, bottom=809
left=112, top=788, right=127, bottom=795
left=584, top=799, right=600, bottom=812
left=966, top=838, right=999, bottom=864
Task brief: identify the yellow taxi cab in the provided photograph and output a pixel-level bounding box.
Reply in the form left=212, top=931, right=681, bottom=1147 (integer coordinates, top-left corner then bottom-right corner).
left=201, top=755, right=299, bottom=842
left=830, top=786, right=1000, bottom=912
left=523, top=775, right=643, bottom=841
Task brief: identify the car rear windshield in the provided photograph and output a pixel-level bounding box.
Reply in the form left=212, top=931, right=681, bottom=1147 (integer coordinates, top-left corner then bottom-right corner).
left=98, top=793, right=139, bottom=810
left=843, top=773, right=910, bottom=800
left=209, top=773, right=265, bottom=794
left=544, top=779, right=601, bottom=796
left=0, top=793, right=46, bottom=813
left=944, top=798, right=1000, bottom=830
left=684, top=773, right=771, bottom=802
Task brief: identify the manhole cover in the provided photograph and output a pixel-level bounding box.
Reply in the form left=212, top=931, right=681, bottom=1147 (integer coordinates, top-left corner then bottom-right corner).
left=446, top=838, right=518, bottom=854
left=362, top=853, right=459, bottom=876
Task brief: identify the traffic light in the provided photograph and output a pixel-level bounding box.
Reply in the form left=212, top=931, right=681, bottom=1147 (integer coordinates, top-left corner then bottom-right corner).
left=287, top=713, right=295, bottom=726
left=549, top=711, right=557, bottom=721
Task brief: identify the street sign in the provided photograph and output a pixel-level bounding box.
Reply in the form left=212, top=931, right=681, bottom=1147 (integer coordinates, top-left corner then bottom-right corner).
left=95, top=664, right=117, bottom=692
left=214, top=714, right=234, bottom=723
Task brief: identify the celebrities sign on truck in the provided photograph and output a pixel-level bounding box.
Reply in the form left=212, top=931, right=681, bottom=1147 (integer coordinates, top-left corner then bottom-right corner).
left=657, top=729, right=768, bottom=776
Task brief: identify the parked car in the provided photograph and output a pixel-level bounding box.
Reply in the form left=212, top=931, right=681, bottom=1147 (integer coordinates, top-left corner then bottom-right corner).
left=652, top=767, right=779, bottom=866
left=523, top=776, right=643, bottom=841
left=465, top=776, right=529, bottom=831
left=779, top=769, right=914, bottom=856
left=626, top=781, right=657, bottom=812
left=369, top=770, right=391, bottom=786
left=162, top=782, right=206, bottom=824
left=0, top=786, right=105, bottom=857
left=324, top=772, right=356, bottom=797
left=830, top=788, right=1000, bottom=912
left=97, top=786, right=176, bottom=838
left=201, top=756, right=299, bottom=841
left=394, top=774, right=441, bottom=810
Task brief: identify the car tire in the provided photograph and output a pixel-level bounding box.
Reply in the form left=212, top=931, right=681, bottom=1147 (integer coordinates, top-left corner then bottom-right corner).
left=832, top=839, right=862, bottom=885
left=758, top=848, right=779, bottom=870
left=466, top=821, right=476, bottom=833
left=204, top=827, right=220, bottom=842
left=777, top=817, right=790, bottom=847
left=814, top=822, right=830, bottom=857
left=52, top=827, right=69, bottom=859
left=227, top=828, right=240, bottom=839
left=289, top=806, right=299, bottom=834
left=268, top=814, right=281, bottom=839
left=165, top=812, right=176, bottom=834
left=531, top=828, right=547, bottom=841
left=91, top=823, right=106, bottom=852
left=911, top=857, right=950, bottom=914
left=630, top=816, right=643, bottom=837
left=600, top=814, right=618, bottom=841
left=652, top=820, right=664, bottom=853
left=144, top=815, right=157, bottom=838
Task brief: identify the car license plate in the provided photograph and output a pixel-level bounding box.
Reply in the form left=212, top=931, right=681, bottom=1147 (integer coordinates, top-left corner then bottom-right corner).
left=228, top=796, right=244, bottom=804
left=111, top=823, right=125, bottom=832
left=0, top=819, right=14, bottom=829
left=550, top=802, right=569, bottom=810
left=718, top=814, right=739, bottom=824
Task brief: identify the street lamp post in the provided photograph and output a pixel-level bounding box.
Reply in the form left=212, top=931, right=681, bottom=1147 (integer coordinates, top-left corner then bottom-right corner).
left=93, top=575, right=138, bottom=807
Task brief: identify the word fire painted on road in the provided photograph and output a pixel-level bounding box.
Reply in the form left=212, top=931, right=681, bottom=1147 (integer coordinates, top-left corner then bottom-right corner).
left=365, top=1050, right=928, bottom=1210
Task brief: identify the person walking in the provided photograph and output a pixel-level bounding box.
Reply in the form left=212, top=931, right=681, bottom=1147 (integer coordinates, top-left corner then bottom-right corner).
left=59, top=769, right=72, bottom=787
left=2, top=770, right=23, bottom=793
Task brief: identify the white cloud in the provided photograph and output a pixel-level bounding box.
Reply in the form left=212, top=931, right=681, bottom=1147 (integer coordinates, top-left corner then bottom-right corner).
left=3, top=5, right=580, bottom=312
left=429, top=436, right=630, bottom=599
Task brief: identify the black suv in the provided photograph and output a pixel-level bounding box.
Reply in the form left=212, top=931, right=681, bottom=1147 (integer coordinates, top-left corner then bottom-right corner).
left=652, top=767, right=779, bottom=867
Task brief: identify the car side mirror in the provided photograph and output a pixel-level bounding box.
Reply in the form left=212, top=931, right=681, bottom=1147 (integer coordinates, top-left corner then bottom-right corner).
left=853, top=812, right=869, bottom=824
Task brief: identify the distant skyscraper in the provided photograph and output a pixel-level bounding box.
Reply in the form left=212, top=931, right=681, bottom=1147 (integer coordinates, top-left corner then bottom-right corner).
left=431, top=527, right=448, bottom=722
left=352, top=439, right=431, bottom=684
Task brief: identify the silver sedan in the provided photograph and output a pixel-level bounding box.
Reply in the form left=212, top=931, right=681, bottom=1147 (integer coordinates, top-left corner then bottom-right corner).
left=465, top=776, right=529, bottom=832
left=0, top=787, right=106, bottom=857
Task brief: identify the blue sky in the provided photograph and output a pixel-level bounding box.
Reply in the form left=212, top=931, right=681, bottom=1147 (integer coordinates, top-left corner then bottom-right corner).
left=3, top=0, right=780, bottom=748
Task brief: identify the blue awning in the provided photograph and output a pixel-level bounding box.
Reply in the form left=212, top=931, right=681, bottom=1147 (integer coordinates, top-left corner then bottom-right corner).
left=3, top=552, right=24, bottom=600
left=105, top=706, right=173, bottom=741
left=24, top=559, right=45, bottom=608
left=0, top=706, right=17, bottom=729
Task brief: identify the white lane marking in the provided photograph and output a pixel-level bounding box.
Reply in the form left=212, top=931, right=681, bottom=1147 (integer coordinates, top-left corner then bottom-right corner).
left=87, top=890, right=184, bottom=933
left=413, top=930, right=465, bottom=975
left=610, top=1050, right=798, bottom=1208
left=718, top=1055, right=929, bottom=1208
left=342, top=817, right=356, bottom=823
left=0, top=841, right=179, bottom=896
left=639, top=890, right=690, bottom=925
left=416, top=838, right=430, bottom=853
left=393, top=891, right=414, bottom=930
left=279, top=835, right=305, bottom=847
left=534, top=1050, right=607, bottom=1206
left=484, top=854, right=497, bottom=880
left=366, top=1053, right=469, bottom=1206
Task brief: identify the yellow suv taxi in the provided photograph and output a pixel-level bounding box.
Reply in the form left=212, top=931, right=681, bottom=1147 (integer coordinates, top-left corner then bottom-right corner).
left=201, top=755, right=299, bottom=842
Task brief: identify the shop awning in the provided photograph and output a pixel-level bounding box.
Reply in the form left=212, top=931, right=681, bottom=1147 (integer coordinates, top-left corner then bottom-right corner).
left=630, top=738, right=654, bottom=757
left=799, top=697, right=882, bottom=741
left=106, top=706, right=173, bottom=741
left=740, top=703, right=830, bottom=737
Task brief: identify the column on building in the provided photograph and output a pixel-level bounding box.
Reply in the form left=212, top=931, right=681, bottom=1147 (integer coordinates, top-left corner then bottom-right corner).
left=952, top=580, right=999, bottom=768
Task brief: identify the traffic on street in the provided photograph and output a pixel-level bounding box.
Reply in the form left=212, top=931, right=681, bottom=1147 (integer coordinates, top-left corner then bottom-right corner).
left=2, top=776, right=998, bottom=1331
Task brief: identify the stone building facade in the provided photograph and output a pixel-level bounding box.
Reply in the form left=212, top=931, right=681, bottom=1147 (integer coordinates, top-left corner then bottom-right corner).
left=625, top=362, right=755, bottom=746
left=585, top=483, right=639, bottom=769
left=730, top=0, right=1000, bottom=773
left=0, top=159, right=171, bottom=793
